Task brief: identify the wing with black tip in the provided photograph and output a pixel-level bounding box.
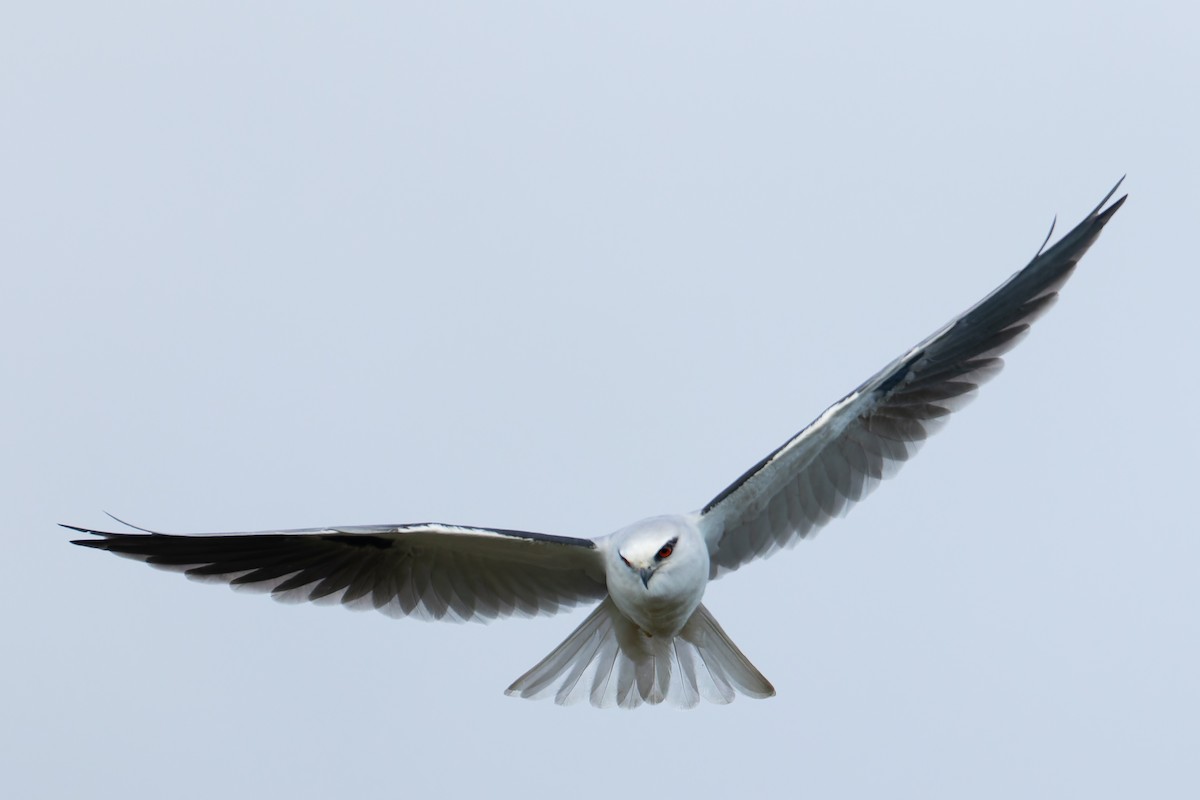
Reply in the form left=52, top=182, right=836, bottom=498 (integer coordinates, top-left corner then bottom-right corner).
left=68, top=521, right=608, bottom=622
left=700, top=181, right=1126, bottom=578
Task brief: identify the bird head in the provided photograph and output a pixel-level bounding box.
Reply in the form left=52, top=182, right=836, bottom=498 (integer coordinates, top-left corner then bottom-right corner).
left=617, top=533, right=680, bottom=589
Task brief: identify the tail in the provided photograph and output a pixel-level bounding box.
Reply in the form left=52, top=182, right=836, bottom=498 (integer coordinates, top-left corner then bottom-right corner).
left=505, top=599, right=775, bottom=709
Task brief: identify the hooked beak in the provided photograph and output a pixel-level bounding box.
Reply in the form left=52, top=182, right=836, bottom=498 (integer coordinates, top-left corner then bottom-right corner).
left=639, top=567, right=654, bottom=589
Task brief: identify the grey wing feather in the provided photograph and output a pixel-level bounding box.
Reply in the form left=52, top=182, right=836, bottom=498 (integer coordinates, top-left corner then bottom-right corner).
left=700, top=180, right=1127, bottom=577
left=67, top=521, right=608, bottom=622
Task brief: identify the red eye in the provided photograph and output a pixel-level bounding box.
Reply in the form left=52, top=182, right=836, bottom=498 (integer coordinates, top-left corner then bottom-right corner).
left=657, top=544, right=673, bottom=559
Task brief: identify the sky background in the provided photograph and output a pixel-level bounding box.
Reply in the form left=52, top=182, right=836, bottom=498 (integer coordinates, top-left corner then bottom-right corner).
left=4, top=3, right=1197, bottom=798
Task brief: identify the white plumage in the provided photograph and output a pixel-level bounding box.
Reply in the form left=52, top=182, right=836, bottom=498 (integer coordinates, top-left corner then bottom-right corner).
left=69, top=181, right=1126, bottom=708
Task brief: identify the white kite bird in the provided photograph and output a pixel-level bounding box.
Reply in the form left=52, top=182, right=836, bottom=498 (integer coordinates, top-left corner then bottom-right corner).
left=68, top=181, right=1126, bottom=708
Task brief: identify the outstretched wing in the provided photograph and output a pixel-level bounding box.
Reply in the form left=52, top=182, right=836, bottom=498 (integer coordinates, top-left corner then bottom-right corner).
left=68, top=521, right=608, bottom=622
left=699, top=180, right=1127, bottom=578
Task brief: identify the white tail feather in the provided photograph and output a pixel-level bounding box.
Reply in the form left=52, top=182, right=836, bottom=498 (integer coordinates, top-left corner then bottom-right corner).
left=505, top=599, right=775, bottom=708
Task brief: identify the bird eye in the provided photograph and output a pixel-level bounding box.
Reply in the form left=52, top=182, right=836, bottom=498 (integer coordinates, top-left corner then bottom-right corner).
left=656, top=544, right=673, bottom=559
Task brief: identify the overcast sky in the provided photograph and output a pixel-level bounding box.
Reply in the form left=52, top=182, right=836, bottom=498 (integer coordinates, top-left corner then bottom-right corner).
left=4, top=3, right=1197, bottom=798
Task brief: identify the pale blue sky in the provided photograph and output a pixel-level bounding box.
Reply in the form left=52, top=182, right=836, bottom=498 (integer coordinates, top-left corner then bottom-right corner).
left=4, top=3, right=1197, bottom=798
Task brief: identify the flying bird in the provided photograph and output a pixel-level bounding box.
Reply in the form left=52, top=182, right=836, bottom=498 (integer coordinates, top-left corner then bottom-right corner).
left=68, top=181, right=1126, bottom=708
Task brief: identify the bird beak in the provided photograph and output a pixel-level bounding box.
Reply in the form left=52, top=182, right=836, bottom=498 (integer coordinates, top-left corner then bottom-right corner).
left=639, top=567, right=654, bottom=589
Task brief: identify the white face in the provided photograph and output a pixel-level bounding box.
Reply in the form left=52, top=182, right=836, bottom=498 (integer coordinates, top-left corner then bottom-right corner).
left=619, top=532, right=678, bottom=589
left=619, top=532, right=677, bottom=569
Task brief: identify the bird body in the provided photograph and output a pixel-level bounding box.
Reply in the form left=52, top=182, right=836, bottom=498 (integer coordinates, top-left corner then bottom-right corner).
left=69, top=181, right=1127, bottom=708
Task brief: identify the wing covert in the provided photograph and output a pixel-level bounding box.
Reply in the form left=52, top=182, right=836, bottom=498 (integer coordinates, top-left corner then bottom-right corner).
left=700, top=181, right=1126, bottom=577
left=68, top=521, right=608, bottom=622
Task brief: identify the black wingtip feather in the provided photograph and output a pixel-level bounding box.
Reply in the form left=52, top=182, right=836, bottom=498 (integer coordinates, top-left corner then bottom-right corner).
left=1034, top=215, right=1057, bottom=259
left=69, top=536, right=111, bottom=548
left=1097, top=192, right=1128, bottom=224
left=103, top=512, right=160, bottom=533
left=62, top=523, right=108, bottom=538
left=1091, top=176, right=1126, bottom=217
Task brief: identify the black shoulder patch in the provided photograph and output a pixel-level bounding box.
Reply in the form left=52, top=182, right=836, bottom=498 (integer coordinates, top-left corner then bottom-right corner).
left=490, top=528, right=598, bottom=549
left=323, top=534, right=394, bottom=549
left=876, top=350, right=923, bottom=395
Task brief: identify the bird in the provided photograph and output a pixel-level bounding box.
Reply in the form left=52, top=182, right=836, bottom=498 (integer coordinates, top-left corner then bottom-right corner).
left=67, top=180, right=1126, bottom=709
